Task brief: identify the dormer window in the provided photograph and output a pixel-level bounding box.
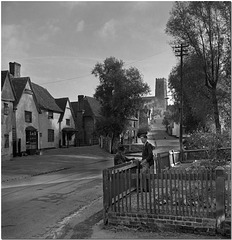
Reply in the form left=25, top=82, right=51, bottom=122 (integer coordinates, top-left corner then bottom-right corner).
left=4, top=103, right=9, bottom=115
left=48, top=111, right=53, bottom=119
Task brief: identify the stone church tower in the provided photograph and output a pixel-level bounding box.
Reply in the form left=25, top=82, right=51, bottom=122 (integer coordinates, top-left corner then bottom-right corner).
left=155, top=78, right=167, bottom=109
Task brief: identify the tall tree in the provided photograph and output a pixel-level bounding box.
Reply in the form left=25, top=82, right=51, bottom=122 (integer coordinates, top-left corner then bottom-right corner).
left=92, top=57, right=150, bottom=149
left=166, top=1, right=231, bottom=133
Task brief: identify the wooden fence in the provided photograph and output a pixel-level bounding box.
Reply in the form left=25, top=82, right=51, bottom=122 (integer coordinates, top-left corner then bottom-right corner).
left=103, top=163, right=231, bottom=226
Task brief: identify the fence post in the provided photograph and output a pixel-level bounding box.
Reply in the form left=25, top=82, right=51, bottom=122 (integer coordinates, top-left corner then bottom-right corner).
left=216, top=166, right=225, bottom=231
left=103, top=169, right=109, bottom=225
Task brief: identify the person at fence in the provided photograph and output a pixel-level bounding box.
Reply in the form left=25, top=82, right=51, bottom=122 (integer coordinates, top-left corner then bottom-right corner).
left=114, top=145, right=135, bottom=165
left=140, top=134, right=154, bottom=191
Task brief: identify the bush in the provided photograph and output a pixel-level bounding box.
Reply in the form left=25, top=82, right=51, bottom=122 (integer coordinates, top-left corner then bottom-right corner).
left=183, top=130, right=231, bottom=162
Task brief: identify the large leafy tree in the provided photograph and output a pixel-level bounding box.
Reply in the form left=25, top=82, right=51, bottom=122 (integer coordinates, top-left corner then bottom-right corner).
left=92, top=57, right=150, bottom=147
left=166, top=1, right=231, bottom=133
left=168, top=54, right=214, bottom=132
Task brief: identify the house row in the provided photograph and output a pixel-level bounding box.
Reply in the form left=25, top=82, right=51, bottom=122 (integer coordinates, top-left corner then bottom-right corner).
left=1, top=62, right=102, bottom=161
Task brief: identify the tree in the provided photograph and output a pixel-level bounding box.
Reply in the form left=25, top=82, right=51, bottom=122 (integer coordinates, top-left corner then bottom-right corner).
left=92, top=57, right=150, bottom=150
left=168, top=54, right=214, bottom=132
left=166, top=1, right=231, bottom=133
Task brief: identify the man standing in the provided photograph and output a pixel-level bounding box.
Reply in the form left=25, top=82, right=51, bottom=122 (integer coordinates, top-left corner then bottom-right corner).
left=140, top=134, right=154, bottom=171
left=140, top=134, right=154, bottom=191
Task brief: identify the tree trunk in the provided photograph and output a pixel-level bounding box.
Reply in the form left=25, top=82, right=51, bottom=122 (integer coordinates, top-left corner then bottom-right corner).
left=211, top=87, right=221, bottom=134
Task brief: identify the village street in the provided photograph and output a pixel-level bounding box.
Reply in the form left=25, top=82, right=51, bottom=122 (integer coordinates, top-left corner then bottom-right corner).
left=2, top=145, right=115, bottom=239
left=1, top=123, right=181, bottom=239
left=2, top=131, right=225, bottom=239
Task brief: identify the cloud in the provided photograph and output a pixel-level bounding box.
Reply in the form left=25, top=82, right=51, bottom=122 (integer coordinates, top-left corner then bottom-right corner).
left=76, top=20, right=85, bottom=32
left=37, top=19, right=60, bottom=41
left=2, top=24, right=29, bottom=58
left=98, top=19, right=117, bottom=39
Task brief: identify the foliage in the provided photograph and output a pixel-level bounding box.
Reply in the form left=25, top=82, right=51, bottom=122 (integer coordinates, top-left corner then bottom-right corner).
left=137, top=125, right=149, bottom=138
left=183, top=130, right=231, bottom=161
left=166, top=1, right=231, bottom=133
left=168, top=54, right=215, bottom=132
left=92, top=57, right=150, bottom=140
left=162, top=104, right=179, bottom=128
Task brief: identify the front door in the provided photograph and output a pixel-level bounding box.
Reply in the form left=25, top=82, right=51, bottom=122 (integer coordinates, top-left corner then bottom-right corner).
left=26, top=130, right=38, bottom=155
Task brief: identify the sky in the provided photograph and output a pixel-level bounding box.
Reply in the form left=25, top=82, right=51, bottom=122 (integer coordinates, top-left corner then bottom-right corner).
left=1, top=1, right=178, bottom=102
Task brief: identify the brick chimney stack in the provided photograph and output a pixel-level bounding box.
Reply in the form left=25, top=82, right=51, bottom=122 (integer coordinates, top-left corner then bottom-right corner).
left=78, top=95, right=85, bottom=111
left=9, top=62, right=21, bottom=77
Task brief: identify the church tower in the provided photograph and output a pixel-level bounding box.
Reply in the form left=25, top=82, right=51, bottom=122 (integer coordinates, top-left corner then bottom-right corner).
left=155, top=78, right=167, bottom=109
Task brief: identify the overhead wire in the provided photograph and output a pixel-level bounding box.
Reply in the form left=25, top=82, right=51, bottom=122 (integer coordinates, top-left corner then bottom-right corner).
left=39, top=49, right=168, bottom=86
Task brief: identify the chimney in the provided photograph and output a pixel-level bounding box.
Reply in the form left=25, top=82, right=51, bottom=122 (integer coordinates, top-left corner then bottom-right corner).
left=78, top=95, right=85, bottom=111
left=9, top=62, right=21, bottom=77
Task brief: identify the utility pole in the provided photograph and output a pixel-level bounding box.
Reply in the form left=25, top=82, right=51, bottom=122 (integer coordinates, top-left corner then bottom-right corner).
left=174, top=44, right=188, bottom=161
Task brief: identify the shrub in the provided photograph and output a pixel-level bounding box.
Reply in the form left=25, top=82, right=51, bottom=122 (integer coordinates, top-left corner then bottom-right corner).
left=183, top=130, right=231, bottom=162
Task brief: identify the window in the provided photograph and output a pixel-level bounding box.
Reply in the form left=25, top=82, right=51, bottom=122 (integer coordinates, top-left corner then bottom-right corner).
left=4, top=134, right=9, bottom=148
left=4, top=103, right=9, bottom=115
left=48, top=129, right=54, bottom=142
left=25, top=111, right=32, bottom=123
left=66, top=119, right=70, bottom=126
left=48, top=111, right=53, bottom=119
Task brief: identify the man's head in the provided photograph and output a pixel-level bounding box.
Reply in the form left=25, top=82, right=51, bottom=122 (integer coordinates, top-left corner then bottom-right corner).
left=140, top=134, right=147, bottom=144
left=117, top=145, right=125, bottom=153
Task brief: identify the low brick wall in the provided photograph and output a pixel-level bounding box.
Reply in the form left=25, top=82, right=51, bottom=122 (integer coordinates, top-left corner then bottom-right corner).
left=108, top=212, right=216, bottom=235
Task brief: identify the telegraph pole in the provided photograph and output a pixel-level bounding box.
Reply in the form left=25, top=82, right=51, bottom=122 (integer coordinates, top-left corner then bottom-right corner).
left=174, top=44, right=188, bottom=160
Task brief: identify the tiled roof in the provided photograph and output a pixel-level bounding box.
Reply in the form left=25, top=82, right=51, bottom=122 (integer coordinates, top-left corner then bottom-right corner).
left=84, top=96, right=102, bottom=118
left=11, top=77, right=29, bottom=105
left=1, top=71, right=8, bottom=89
left=71, top=101, right=78, bottom=118
left=55, top=98, right=68, bottom=122
left=31, top=82, right=63, bottom=113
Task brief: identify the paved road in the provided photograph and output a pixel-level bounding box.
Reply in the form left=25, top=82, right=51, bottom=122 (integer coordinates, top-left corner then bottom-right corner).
left=1, top=128, right=180, bottom=239
left=2, top=146, right=114, bottom=239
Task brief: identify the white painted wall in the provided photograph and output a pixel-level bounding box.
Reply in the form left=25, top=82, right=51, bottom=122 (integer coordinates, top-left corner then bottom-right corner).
left=15, top=91, right=39, bottom=152
left=38, top=110, right=60, bottom=149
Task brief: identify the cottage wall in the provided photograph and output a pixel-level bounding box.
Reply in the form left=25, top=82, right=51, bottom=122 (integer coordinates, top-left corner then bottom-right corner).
left=1, top=101, right=14, bottom=160
left=38, top=110, right=60, bottom=149
left=15, top=90, right=39, bottom=153
left=60, top=102, right=76, bottom=146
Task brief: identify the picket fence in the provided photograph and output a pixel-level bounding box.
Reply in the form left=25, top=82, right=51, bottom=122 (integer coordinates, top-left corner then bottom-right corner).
left=103, top=161, right=231, bottom=226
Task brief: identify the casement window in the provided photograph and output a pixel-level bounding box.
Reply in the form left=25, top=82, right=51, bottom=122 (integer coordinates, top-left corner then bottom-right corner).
left=48, top=129, right=54, bottom=142
left=4, top=103, right=9, bottom=115
left=66, top=119, right=70, bottom=126
left=48, top=111, right=53, bottom=119
left=4, top=134, right=9, bottom=148
left=25, top=111, right=32, bottom=123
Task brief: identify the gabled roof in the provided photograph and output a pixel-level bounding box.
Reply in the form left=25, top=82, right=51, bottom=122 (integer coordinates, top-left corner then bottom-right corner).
left=11, top=77, right=30, bottom=105
left=1, top=70, right=16, bottom=101
left=71, top=101, right=78, bottom=118
left=1, top=70, right=8, bottom=90
left=84, top=96, right=102, bottom=118
left=31, top=83, right=63, bottom=113
left=55, top=97, right=75, bottom=122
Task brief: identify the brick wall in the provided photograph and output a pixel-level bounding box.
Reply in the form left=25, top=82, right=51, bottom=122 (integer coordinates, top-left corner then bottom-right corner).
left=108, top=212, right=216, bottom=235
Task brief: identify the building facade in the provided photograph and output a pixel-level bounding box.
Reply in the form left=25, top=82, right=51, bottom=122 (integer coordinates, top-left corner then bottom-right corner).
left=1, top=71, right=16, bottom=160
left=55, top=98, right=76, bottom=147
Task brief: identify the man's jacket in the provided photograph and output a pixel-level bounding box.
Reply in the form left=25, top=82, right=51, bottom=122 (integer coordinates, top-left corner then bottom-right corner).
left=142, top=141, right=154, bottom=166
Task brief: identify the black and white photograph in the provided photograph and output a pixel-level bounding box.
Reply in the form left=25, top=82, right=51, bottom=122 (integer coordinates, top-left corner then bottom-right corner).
left=1, top=1, right=231, bottom=239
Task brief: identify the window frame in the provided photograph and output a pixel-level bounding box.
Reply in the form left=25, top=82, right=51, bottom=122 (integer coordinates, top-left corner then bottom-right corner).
left=25, top=111, right=32, bottom=123
left=4, top=134, right=9, bottom=148
left=48, top=111, right=54, bottom=119
left=4, top=103, right=9, bottom=115
left=66, top=119, right=71, bottom=126
left=48, top=129, right=54, bottom=142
